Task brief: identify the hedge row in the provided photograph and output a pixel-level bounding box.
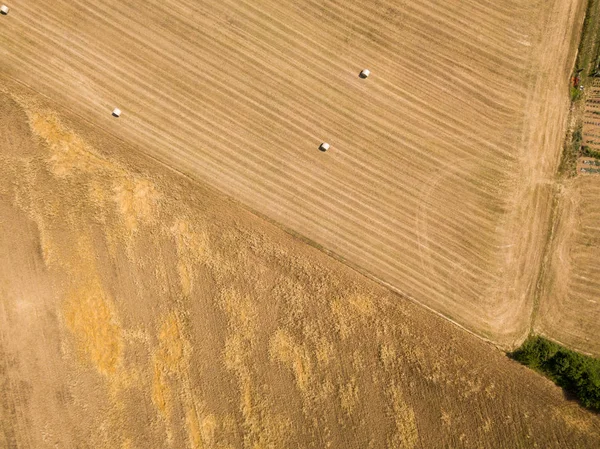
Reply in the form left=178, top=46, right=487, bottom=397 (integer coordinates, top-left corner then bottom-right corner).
left=510, top=336, right=600, bottom=411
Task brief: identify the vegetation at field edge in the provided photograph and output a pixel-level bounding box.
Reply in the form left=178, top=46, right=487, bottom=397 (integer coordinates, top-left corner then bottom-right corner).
left=582, top=145, right=600, bottom=158
left=511, top=336, right=600, bottom=411
left=559, top=0, right=600, bottom=176
left=559, top=123, right=583, bottom=176
left=575, top=0, right=600, bottom=77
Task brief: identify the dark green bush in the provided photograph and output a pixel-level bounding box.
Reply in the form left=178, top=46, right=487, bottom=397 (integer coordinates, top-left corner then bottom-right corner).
left=511, top=336, right=600, bottom=411
left=582, top=145, right=600, bottom=159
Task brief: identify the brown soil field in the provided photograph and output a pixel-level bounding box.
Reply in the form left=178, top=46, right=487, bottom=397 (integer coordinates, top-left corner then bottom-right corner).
left=537, top=174, right=600, bottom=355
left=0, top=0, right=587, bottom=344
left=2, top=86, right=600, bottom=449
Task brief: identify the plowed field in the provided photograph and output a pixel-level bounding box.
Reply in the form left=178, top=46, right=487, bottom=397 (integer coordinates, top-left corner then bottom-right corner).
left=0, top=0, right=586, bottom=344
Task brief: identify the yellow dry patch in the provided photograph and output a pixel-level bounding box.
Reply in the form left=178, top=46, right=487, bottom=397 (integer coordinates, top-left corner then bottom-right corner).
left=151, top=312, right=218, bottom=448
left=220, top=289, right=290, bottom=448
left=240, top=381, right=255, bottom=429
left=379, top=344, right=397, bottom=370
left=88, top=178, right=110, bottom=214
left=178, top=261, right=194, bottom=298
left=440, top=410, right=452, bottom=428
left=27, top=104, right=165, bottom=246
left=185, top=411, right=217, bottom=449
left=330, top=295, right=376, bottom=339
left=339, top=378, right=359, bottom=416
left=222, top=334, right=246, bottom=379
left=220, top=289, right=257, bottom=341
left=157, top=313, right=188, bottom=371
left=62, top=280, right=123, bottom=375
left=269, top=329, right=312, bottom=393
left=554, top=406, right=595, bottom=433
left=387, top=384, right=419, bottom=449
left=314, top=336, right=333, bottom=367
left=151, top=312, right=189, bottom=421
left=222, top=347, right=272, bottom=449
left=27, top=111, right=111, bottom=177
left=170, top=219, right=209, bottom=296
left=151, top=358, right=171, bottom=418
left=185, top=406, right=204, bottom=449
left=113, top=176, right=160, bottom=234
left=200, top=415, right=217, bottom=447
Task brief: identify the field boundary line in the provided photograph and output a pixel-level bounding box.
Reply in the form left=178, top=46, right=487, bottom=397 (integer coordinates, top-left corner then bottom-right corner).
left=0, top=72, right=506, bottom=353
left=529, top=0, right=593, bottom=339
left=528, top=183, right=562, bottom=336
left=227, top=205, right=505, bottom=351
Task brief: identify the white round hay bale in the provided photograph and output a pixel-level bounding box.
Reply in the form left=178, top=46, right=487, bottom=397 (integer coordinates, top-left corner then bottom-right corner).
left=360, top=69, right=370, bottom=78
left=319, top=142, right=330, bottom=152
left=0, top=5, right=9, bottom=14
left=112, top=108, right=121, bottom=117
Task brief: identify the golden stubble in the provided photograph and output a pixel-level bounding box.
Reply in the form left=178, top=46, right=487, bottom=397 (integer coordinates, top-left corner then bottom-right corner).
left=63, top=279, right=123, bottom=376
left=330, top=295, right=377, bottom=339
left=269, top=329, right=313, bottom=393
left=16, top=102, right=214, bottom=447
left=151, top=311, right=194, bottom=445
left=4, top=90, right=598, bottom=448
left=24, top=106, right=222, bottom=448
left=113, top=176, right=161, bottom=236
left=168, top=219, right=209, bottom=297
left=27, top=110, right=112, bottom=177
left=386, top=383, right=419, bottom=449
left=220, top=288, right=291, bottom=449
left=152, top=312, right=189, bottom=418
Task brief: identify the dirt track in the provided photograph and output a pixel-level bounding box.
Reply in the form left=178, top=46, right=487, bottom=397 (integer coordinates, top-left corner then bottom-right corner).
left=1, top=90, right=600, bottom=448
left=0, top=0, right=586, bottom=344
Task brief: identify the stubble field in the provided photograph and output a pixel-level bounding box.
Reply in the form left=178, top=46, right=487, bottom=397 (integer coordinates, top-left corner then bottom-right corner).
left=537, top=174, right=600, bottom=355
left=1, top=87, right=600, bottom=448
left=0, top=0, right=587, bottom=344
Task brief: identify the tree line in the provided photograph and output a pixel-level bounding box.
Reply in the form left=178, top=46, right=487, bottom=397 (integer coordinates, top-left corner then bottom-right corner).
left=510, top=336, right=600, bottom=411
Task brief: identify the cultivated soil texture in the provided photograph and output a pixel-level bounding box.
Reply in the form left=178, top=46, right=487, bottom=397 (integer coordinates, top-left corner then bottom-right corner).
left=2, top=87, right=600, bottom=449
left=0, top=0, right=587, bottom=344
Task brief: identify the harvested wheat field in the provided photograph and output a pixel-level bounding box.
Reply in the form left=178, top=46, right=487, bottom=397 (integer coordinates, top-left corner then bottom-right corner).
left=0, top=0, right=587, bottom=344
left=534, top=77, right=600, bottom=356
left=1, top=86, right=600, bottom=449
left=536, top=174, right=600, bottom=356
